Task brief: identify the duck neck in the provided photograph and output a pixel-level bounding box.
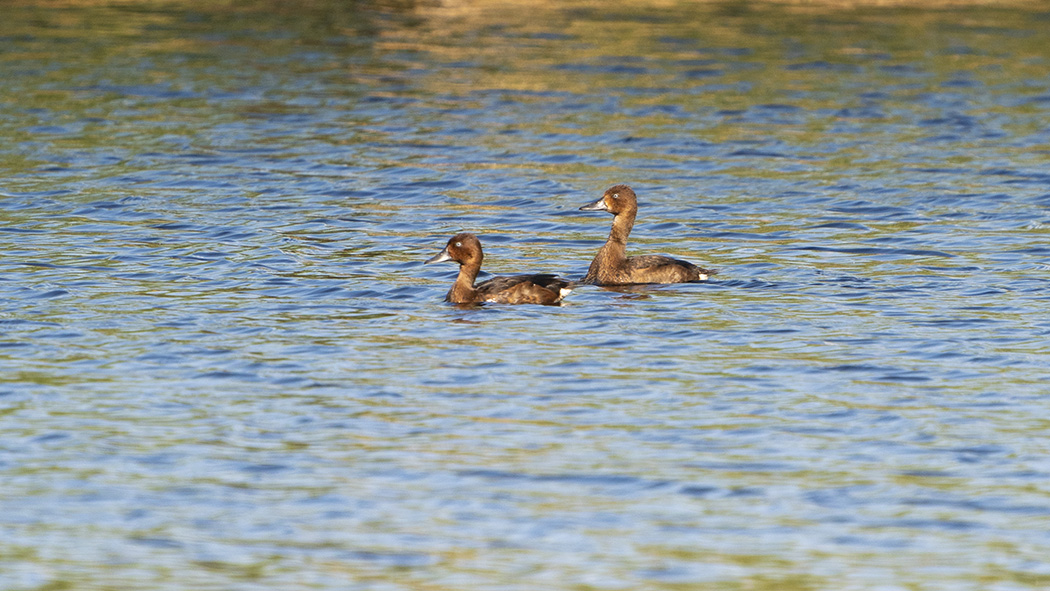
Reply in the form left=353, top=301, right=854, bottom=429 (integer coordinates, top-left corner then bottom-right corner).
left=448, top=260, right=480, bottom=303
left=585, top=210, right=634, bottom=282
left=606, top=209, right=635, bottom=250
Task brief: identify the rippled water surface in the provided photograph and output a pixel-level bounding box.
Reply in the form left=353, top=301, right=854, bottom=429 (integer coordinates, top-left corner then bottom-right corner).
left=3, top=1, right=1050, bottom=589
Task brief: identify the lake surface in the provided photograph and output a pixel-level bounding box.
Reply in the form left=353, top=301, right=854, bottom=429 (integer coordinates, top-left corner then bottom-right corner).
left=3, top=1, right=1050, bottom=589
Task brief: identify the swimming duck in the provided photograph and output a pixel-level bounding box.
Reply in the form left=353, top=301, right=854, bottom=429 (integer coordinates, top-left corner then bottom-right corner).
left=579, top=184, right=714, bottom=285
left=425, top=232, right=574, bottom=305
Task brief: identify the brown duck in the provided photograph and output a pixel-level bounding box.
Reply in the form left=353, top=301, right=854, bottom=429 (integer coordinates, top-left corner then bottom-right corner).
left=425, top=233, right=574, bottom=305
left=579, top=184, right=714, bottom=285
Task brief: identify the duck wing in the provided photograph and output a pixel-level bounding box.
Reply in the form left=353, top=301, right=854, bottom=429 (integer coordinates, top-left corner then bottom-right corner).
left=475, top=274, right=575, bottom=304
left=623, top=255, right=716, bottom=283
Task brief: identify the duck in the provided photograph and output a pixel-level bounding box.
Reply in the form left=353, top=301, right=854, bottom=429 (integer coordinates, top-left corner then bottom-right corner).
left=425, top=232, right=574, bottom=305
left=578, top=184, right=714, bottom=285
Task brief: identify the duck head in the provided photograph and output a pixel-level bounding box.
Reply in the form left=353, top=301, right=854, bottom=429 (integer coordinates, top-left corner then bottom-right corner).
left=579, top=184, right=637, bottom=215
left=425, top=232, right=483, bottom=267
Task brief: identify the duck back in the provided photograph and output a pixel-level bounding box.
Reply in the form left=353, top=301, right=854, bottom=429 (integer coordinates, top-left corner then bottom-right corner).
left=584, top=253, right=711, bottom=285
left=475, top=273, right=574, bottom=305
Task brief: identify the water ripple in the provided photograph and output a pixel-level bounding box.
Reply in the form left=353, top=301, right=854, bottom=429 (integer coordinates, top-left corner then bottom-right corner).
left=3, top=2, right=1050, bottom=590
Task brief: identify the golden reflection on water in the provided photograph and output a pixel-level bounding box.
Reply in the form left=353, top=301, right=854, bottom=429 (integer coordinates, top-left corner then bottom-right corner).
left=347, top=0, right=1050, bottom=205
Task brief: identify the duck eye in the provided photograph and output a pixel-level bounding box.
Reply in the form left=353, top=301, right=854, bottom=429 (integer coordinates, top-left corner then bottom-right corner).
left=612, top=193, right=619, bottom=199
left=455, top=242, right=461, bottom=247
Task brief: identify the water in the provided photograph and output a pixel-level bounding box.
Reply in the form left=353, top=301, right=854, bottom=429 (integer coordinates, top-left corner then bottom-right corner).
left=2, top=1, right=1050, bottom=589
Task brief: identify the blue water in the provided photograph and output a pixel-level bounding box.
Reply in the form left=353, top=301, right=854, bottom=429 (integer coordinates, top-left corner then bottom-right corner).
left=2, top=2, right=1050, bottom=589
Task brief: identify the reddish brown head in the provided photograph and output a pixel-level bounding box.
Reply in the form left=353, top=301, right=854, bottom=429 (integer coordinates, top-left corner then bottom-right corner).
left=424, top=232, right=483, bottom=268
left=578, top=184, right=638, bottom=216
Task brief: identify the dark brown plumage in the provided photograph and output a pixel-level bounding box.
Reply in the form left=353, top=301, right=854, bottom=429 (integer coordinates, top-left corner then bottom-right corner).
left=578, top=184, right=715, bottom=285
left=424, top=233, right=574, bottom=305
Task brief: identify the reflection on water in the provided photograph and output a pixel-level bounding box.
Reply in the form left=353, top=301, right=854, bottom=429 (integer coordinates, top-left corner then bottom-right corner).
left=2, top=1, right=1050, bottom=589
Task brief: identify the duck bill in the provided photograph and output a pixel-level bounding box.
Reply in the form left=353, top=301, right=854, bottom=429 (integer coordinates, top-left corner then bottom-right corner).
left=579, top=196, right=608, bottom=212
left=425, top=248, right=453, bottom=264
